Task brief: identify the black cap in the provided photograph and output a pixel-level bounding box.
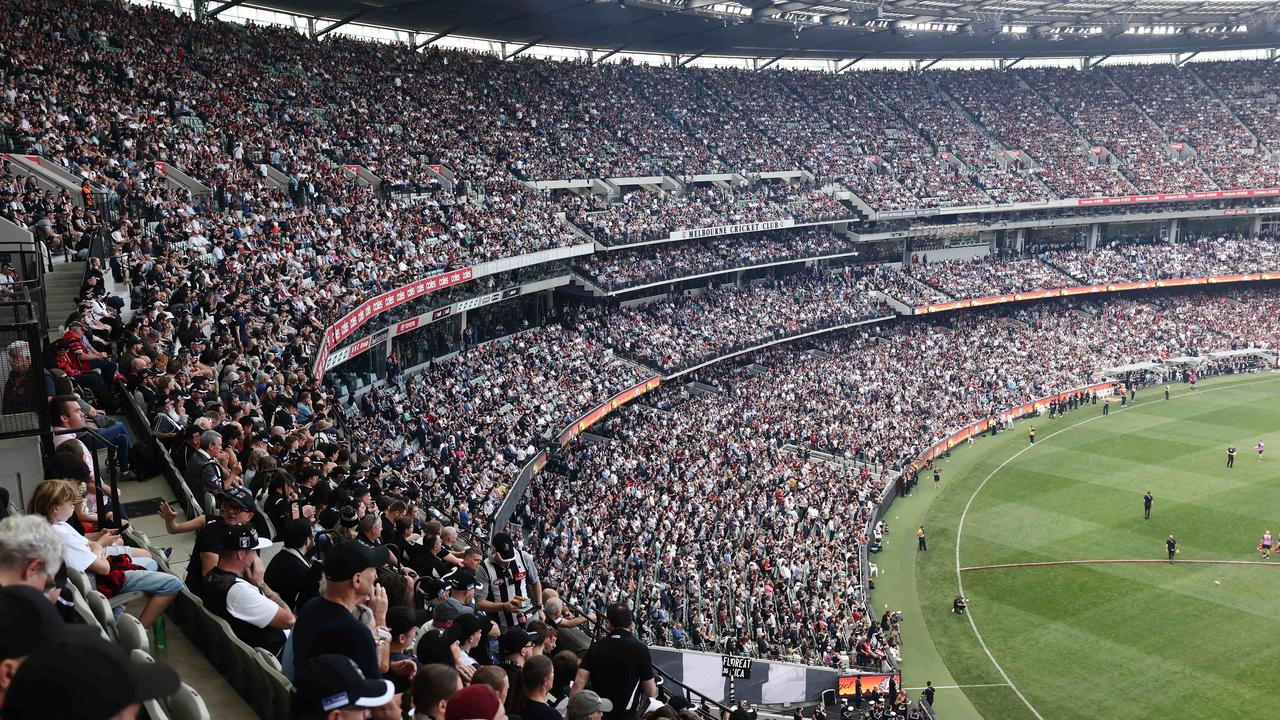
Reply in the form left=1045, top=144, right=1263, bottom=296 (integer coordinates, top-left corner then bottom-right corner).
left=322, top=540, right=390, bottom=582
left=221, top=523, right=271, bottom=552
left=0, top=586, right=96, bottom=660
left=294, top=655, right=394, bottom=716
left=217, top=485, right=256, bottom=514
left=386, top=607, right=431, bottom=638
left=3, top=635, right=180, bottom=720
left=491, top=532, right=517, bottom=563
left=415, top=629, right=453, bottom=667
left=498, top=627, right=535, bottom=656
left=444, top=568, right=478, bottom=591
left=448, top=612, right=491, bottom=644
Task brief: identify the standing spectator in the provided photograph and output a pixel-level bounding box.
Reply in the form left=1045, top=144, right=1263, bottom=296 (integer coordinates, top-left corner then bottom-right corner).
left=571, top=604, right=655, bottom=720
left=476, top=532, right=541, bottom=632
left=199, top=524, right=294, bottom=655
left=520, top=655, right=563, bottom=720
left=291, top=541, right=391, bottom=680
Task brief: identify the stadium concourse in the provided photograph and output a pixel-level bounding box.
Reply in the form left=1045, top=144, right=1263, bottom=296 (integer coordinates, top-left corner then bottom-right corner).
left=3, top=0, right=1280, bottom=718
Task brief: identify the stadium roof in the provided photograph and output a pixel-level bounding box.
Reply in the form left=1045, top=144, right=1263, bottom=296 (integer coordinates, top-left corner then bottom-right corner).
left=235, top=0, right=1280, bottom=60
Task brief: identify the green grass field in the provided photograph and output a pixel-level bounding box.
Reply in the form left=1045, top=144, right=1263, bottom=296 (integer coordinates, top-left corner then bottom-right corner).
left=876, top=372, right=1280, bottom=720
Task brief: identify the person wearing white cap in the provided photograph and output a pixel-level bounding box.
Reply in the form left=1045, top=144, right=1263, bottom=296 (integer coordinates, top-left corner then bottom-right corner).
left=199, top=523, right=294, bottom=655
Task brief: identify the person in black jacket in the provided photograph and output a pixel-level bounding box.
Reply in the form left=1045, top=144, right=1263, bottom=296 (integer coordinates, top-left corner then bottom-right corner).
left=264, top=518, right=323, bottom=611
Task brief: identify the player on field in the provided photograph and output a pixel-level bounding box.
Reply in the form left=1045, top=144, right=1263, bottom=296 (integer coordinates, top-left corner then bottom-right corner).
left=1257, top=441, right=1265, bottom=462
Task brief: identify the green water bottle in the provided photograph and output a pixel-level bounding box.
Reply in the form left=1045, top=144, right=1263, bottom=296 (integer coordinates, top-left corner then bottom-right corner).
left=152, top=616, right=167, bottom=651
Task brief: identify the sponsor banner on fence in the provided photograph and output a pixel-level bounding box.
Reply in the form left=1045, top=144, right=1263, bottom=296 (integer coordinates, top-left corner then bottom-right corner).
left=1076, top=187, right=1280, bottom=207
left=669, top=218, right=795, bottom=241
left=908, top=382, right=1115, bottom=474
left=912, top=273, right=1280, bottom=315
left=326, top=267, right=475, bottom=348
left=556, top=376, right=662, bottom=447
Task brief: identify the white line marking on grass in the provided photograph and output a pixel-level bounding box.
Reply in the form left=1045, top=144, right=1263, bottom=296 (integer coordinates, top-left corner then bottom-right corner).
left=961, top=558, right=1280, bottom=572
left=904, top=684, right=1013, bottom=691
left=954, top=375, right=1280, bottom=720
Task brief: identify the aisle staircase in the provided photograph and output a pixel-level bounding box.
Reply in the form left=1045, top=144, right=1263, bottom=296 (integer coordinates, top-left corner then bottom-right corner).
left=44, top=256, right=84, bottom=338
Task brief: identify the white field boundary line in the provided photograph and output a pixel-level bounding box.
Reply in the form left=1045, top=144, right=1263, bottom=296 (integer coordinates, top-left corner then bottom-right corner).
left=953, top=375, right=1280, bottom=720
left=904, top=684, right=1012, bottom=691
left=962, top=558, right=1280, bottom=572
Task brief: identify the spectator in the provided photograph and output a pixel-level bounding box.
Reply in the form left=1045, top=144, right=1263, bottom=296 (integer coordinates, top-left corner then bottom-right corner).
left=2, top=634, right=179, bottom=720
left=199, top=523, right=294, bottom=656
left=28, top=479, right=180, bottom=628
left=293, top=654, right=397, bottom=720
left=186, top=430, right=233, bottom=493
left=412, top=665, right=463, bottom=720
left=567, top=691, right=614, bottom=720
left=264, top=517, right=323, bottom=611
left=291, top=540, right=392, bottom=680
left=520, top=655, right=563, bottom=720
left=158, top=486, right=261, bottom=594
left=0, top=516, right=63, bottom=596
left=475, top=532, right=541, bottom=632
left=1, top=342, right=43, bottom=416
left=571, top=604, right=655, bottom=720
left=447, top=684, right=508, bottom=720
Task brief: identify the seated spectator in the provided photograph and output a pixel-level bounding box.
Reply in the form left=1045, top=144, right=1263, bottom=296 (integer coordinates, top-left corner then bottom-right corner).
left=2, top=634, right=180, bottom=720
left=566, top=690, right=614, bottom=720
left=186, top=429, right=235, bottom=494
left=411, top=665, right=463, bottom=720
left=264, top=518, right=323, bottom=611
left=29, top=480, right=180, bottom=627
left=293, top=654, right=397, bottom=720
left=447, top=684, right=508, bottom=720
left=386, top=606, right=432, bottom=692
left=0, top=585, right=98, bottom=712
left=199, top=524, right=294, bottom=656
left=0, top=516, right=64, bottom=597
left=49, top=394, right=136, bottom=483
left=158, top=486, right=262, bottom=593
left=1, top=342, right=44, bottom=417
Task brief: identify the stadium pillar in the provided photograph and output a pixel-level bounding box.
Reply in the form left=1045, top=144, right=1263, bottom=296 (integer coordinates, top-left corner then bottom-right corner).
left=1088, top=223, right=1101, bottom=250
left=1013, top=228, right=1026, bottom=254
left=1253, top=215, right=1263, bottom=236
left=1168, top=218, right=1180, bottom=244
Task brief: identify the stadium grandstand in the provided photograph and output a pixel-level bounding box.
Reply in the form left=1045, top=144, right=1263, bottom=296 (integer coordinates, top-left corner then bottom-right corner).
left=2, top=0, right=1280, bottom=718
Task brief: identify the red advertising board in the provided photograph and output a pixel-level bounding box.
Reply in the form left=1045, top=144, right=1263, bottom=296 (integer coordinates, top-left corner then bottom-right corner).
left=1076, top=187, right=1280, bottom=206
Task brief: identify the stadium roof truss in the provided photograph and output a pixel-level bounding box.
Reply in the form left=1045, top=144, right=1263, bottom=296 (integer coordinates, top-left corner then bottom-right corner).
left=239, top=0, right=1280, bottom=60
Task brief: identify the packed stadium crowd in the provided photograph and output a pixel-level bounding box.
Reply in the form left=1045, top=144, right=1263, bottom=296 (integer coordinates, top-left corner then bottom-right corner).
left=574, top=228, right=862, bottom=291
left=5, top=0, right=1280, bottom=716
left=571, top=268, right=891, bottom=372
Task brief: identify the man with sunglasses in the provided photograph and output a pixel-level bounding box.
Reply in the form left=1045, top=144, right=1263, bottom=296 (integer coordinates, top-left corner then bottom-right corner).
left=200, top=524, right=294, bottom=656
left=158, top=485, right=264, bottom=593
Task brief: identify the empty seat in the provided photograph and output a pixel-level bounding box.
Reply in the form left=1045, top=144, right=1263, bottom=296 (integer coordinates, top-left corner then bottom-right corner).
left=165, top=684, right=211, bottom=720
left=85, top=590, right=118, bottom=640
left=132, top=650, right=174, bottom=720
left=116, top=612, right=148, bottom=653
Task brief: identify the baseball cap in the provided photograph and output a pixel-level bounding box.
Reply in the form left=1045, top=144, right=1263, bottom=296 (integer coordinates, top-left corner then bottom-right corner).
left=415, top=628, right=454, bottom=667
left=386, top=607, right=431, bottom=638
left=431, top=598, right=463, bottom=624
left=491, top=532, right=517, bottom=563
left=444, top=567, right=478, bottom=591
left=567, top=690, right=614, bottom=720
left=293, top=655, right=394, bottom=716
left=322, top=540, right=390, bottom=582
left=448, top=611, right=491, bottom=644
left=0, top=586, right=97, bottom=660
left=218, top=485, right=257, bottom=514
left=221, top=523, right=271, bottom=552
left=498, top=627, right=535, bottom=656
left=3, top=635, right=180, bottom=720
left=445, top=684, right=503, bottom=720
